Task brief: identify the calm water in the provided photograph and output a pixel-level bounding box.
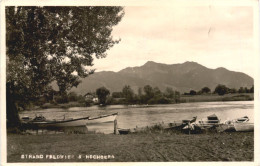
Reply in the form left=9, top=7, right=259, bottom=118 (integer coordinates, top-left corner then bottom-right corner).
left=20, top=101, right=254, bottom=133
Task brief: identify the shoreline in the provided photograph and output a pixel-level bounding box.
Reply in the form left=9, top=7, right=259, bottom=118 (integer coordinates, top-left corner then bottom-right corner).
left=7, top=131, right=254, bottom=162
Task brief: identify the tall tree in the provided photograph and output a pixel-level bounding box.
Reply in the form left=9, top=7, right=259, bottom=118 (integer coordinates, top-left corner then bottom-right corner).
left=6, top=6, right=124, bottom=127
left=96, top=87, right=110, bottom=105
left=122, top=85, right=134, bottom=102
left=214, top=84, right=228, bottom=96
left=143, top=85, right=154, bottom=101
left=201, top=87, right=211, bottom=94
left=164, top=87, right=175, bottom=98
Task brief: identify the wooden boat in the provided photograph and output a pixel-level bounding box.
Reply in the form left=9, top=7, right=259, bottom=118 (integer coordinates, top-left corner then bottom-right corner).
left=234, top=122, right=254, bottom=132
left=85, top=113, right=118, bottom=134
left=235, top=116, right=249, bottom=123
left=196, top=114, right=220, bottom=129
left=21, top=115, right=89, bottom=129
left=118, top=128, right=131, bottom=135
left=217, top=116, right=250, bottom=132
left=86, top=113, right=118, bottom=125
left=182, top=116, right=197, bottom=130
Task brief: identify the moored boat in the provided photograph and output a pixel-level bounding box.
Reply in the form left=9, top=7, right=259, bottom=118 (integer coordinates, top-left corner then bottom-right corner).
left=234, top=122, right=254, bottom=132
left=86, top=112, right=118, bottom=125
left=85, top=113, right=118, bottom=134
left=21, top=115, right=89, bottom=129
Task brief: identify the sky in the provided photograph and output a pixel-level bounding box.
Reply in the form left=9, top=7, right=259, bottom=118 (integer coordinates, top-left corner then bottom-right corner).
left=92, top=5, right=256, bottom=78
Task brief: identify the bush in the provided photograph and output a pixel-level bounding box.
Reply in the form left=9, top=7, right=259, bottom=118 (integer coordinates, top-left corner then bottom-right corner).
left=55, top=95, right=69, bottom=104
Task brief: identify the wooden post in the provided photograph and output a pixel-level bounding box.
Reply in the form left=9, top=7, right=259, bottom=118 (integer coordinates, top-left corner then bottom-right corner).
left=114, top=119, right=117, bottom=135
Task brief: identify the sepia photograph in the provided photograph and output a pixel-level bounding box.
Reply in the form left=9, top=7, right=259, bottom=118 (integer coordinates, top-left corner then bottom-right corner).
left=1, top=0, right=259, bottom=164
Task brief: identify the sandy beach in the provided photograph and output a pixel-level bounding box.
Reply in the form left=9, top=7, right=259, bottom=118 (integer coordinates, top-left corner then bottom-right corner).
left=7, top=131, right=253, bottom=162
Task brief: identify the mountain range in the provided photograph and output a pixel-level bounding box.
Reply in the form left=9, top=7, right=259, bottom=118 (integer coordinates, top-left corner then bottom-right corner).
left=69, top=61, right=254, bottom=94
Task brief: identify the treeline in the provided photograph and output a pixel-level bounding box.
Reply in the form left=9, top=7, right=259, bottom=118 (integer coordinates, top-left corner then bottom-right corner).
left=33, top=84, right=254, bottom=108
left=36, top=91, right=94, bottom=106
left=97, top=85, right=180, bottom=105
left=184, top=84, right=254, bottom=96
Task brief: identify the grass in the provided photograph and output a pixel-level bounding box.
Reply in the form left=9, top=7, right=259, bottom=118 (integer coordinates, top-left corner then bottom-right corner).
left=7, top=130, right=254, bottom=162
left=180, top=93, right=254, bottom=103
left=40, top=102, right=86, bottom=109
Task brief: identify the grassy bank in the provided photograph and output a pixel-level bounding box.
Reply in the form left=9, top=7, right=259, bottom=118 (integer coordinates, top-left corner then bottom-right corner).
left=180, top=93, right=254, bottom=103
left=7, top=131, right=253, bottom=162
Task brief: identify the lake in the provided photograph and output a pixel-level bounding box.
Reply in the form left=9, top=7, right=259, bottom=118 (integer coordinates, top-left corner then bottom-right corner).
left=20, top=101, right=254, bottom=134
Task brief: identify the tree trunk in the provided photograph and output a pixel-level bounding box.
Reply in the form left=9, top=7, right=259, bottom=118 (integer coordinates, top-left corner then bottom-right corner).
left=6, top=87, right=21, bottom=128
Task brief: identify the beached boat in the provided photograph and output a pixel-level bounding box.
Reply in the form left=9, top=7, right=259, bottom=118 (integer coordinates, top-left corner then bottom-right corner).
left=182, top=116, right=197, bottom=130
left=118, top=128, right=131, bottom=135
left=21, top=115, right=89, bottom=128
left=196, top=114, right=220, bottom=129
left=234, top=122, right=254, bottom=132
left=217, top=116, right=250, bottom=132
left=86, top=113, right=118, bottom=125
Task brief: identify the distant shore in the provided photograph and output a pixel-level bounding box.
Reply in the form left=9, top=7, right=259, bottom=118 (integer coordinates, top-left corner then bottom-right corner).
left=180, top=93, right=254, bottom=103
left=7, top=131, right=253, bottom=162
left=34, top=93, right=254, bottom=110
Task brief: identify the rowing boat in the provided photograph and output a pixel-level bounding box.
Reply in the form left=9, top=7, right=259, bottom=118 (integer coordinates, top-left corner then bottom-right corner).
left=85, top=113, right=118, bottom=134
left=196, top=114, right=220, bottom=129
left=234, top=122, right=254, bottom=132
left=21, top=115, right=89, bottom=128
left=86, top=113, right=118, bottom=125
left=217, top=116, right=250, bottom=132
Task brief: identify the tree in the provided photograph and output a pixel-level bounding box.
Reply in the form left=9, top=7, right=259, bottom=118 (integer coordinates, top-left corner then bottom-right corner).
left=201, top=87, right=211, bottom=94
left=214, top=84, right=228, bottom=95
left=68, top=92, right=78, bottom=102
left=112, top=92, right=123, bottom=98
left=238, top=87, right=245, bottom=93
left=164, top=87, right=175, bottom=98
left=250, top=85, right=254, bottom=93
left=143, top=85, right=154, bottom=101
left=189, top=90, right=197, bottom=95
left=96, top=87, right=110, bottom=105
left=6, top=6, right=124, bottom=127
left=229, top=88, right=237, bottom=94
left=122, top=85, right=134, bottom=102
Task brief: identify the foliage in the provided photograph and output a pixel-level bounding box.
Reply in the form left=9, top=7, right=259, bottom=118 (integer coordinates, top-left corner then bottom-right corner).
left=189, top=90, right=197, bottom=95
left=250, top=85, right=254, bottom=93
left=96, top=87, right=110, bottom=105
left=229, top=88, right=237, bottom=94
left=6, top=6, right=124, bottom=126
left=55, top=94, right=69, bottom=104
left=214, top=84, right=229, bottom=96
left=164, top=87, right=175, bottom=98
left=112, top=92, right=123, bottom=98
left=68, top=92, right=78, bottom=102
left=122, top=85, right=134, bottom=102
left=201, top=87, right=211, bottom=94
left=109, top=85, right=180, bottom=105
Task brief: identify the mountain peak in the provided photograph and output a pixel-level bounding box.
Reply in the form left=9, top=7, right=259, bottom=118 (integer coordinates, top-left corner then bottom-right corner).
left=144, top=61, right=158, bottom=66
left=216, top=67, right=228, bottom=71
left=182, top=61, right=200, bottom=65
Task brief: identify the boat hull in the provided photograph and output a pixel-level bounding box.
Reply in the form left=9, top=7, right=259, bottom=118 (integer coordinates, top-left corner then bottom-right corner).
left=87, top=113, right=118, bottom=125
left=85, top=113, right=118, bottom=134
left=23, top=117, right=89, bottom=129
left=216, top=124, right=235, bottom=132
left=234, top=122, right=254, bottom=132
